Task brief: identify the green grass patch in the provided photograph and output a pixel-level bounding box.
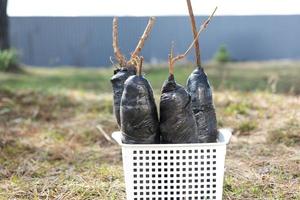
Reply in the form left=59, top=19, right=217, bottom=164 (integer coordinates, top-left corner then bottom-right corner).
left=225, top=102, right=251, bottom=115
left=238, top=120, right=257, bottom=133
left=1, top=61, right=300, bottom=95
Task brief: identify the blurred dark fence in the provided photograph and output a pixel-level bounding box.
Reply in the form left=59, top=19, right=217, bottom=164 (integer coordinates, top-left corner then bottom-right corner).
left=9, top=15, right=300, bottom=67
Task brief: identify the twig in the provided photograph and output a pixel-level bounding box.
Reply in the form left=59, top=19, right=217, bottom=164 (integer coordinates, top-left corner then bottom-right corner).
left=112, top=17, right=126, bottom=67
left=129, top=17, right=156, bottom=63
left=168, top=42, right=175, bottom=75
left=186, top=0, right=201, bottom=67
left=183, top=6, right=218, bottom=56
left=137, top=56, right=144, bottom=76
left=169, top=7, right=218, bottom=73
left=203, top=7, right=218, bottom=29
left=112, top=17, right=155, bottom=68
left=96, top=125, right=114, bottom=144
left=131, top=56, right=144, bottom=76
left=109, top=56, right=119, bottom=69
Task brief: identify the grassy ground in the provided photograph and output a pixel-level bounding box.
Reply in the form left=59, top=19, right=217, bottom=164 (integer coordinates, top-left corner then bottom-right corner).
left=0, top=61, right=299, bottom=199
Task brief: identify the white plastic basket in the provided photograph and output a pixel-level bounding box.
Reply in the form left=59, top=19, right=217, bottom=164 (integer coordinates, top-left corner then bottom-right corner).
left=112, top=129, right=232, bottom=200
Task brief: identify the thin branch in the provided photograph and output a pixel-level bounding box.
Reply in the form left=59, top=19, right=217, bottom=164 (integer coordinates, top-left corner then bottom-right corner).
left=129, top=17, right=156, bottom=63
left=170, top=7, right=218, bottom=68
left=130, top=56, right=139, bottom=72
left=168, top=42, right=175, bottom=75
left=183, top=6, right=218, bottom=56
left=137, top=56, right=144, bottom=76
left=96, top=125, right=114, bottom=144
left=203, top=6, right=218, bottom=29
left=112, top=17, right=126, bottom=66
left=186, top=0, right=201, bottom=67
left=109, top=56, right=118, bottom=69
left=129, top=56, right=143, bottom=76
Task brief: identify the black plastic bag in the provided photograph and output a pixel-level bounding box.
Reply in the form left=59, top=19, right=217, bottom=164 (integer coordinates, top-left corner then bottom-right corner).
left=110, top=66, right=136, bottom=127
left=120, top=59, right=160, bottom=144
left=186, top=67, right=218, bottom=143
left=160, top=74, right=198, bottom=144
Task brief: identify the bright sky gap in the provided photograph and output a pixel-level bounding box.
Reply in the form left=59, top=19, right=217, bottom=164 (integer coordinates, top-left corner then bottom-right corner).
left=8, top=0, right=300, bottom=16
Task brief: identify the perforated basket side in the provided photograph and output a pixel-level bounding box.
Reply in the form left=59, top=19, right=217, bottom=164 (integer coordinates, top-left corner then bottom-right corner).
left=121, top=145, right=226, bottom=200
left=112, top=129, right=232, bottom=200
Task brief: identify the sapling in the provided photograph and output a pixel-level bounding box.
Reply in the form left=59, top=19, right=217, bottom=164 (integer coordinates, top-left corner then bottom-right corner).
left=110, top=17, right=155, bottom=127
left=159, top=43, right=198, bottom=143
left=186, top=0, right=218, bottom=143
left=160, top=6, right=218, bottom=144
left=120, top=57, right=160, bottom=144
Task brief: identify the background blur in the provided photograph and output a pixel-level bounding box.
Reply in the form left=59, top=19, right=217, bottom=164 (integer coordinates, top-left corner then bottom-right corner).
left=0, top=0, right=299, bottom=199
left=9, top=15, right=300, bottom=66
left=6, top=0, right=300, bottom=66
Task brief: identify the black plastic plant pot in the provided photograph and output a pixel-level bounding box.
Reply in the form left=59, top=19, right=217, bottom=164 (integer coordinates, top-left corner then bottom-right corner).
left=186, top=67, right=218, bottom=143
left=110, top=66, right=136, bottom=127
left=160, top=74, right=198, bottom=144
left=120, top=75, right=160, bottom=144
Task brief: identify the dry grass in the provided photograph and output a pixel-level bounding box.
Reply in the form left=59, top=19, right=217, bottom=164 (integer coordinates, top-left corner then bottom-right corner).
left=213, top=91, right=300, bottom=199
left=267, top=119, right=300, bottom=146
left=0, top=89, right=125, bottom=199
left=0, top=64, right=300, bottom=199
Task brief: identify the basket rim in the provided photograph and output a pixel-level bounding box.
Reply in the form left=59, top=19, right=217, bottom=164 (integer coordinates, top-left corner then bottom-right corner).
left=112, top=128, right=232, bottom=147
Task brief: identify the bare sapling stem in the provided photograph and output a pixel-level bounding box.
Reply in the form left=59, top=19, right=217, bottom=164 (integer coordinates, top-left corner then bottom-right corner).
left=137, top=56, right=144, bottom=76
left=203, top=7, right=218, bottom=29
left=186, top=0, right=201, bottom=67
left=169, top=7, right=218, bottom=69
left=112, top=17, right=126, bottom=67
left=168, top=43, right=175, bottom=75
left=129, top=17, right=156, bottom=64
left=184, top=6, right=218, bottom=56
left=112, top=17, right=155, bottom=68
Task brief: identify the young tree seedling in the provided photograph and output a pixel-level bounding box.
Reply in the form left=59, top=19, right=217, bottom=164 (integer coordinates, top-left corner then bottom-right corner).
left=110, top=17, right=155, bottom=127
left=186, top=0, right=219, bottom=143
left=159, top=8, right=217, bottom=144
left=120, top=56, right=160, bottom=144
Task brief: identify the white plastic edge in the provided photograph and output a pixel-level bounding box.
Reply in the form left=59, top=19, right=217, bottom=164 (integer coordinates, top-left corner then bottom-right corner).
left=112, top=131, right=123, bottom=145
left=218, top=128, right=232, bottom=145
left=112, top=128, right=232, bottom=147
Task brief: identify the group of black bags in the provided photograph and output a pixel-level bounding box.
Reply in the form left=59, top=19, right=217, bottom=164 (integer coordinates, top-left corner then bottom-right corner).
left=111, top=64, right=218, bottom=144
left=110, top=4, right=219, bottom=144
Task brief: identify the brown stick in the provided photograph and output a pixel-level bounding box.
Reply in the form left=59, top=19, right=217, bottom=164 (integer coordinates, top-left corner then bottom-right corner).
left=129, top=17, right=156, bottom=63
left=168, top=42, right=175, bottom=75
left=96, top=125, right=114, bottom=144
left=203, top=7, right=218, bottom=29
left=186, top=0, right=201, bottom=67
left=170, top=7, right=218, bottom=68
left=112, top=17, right=126, bottom=66
left=137, top=56, right=144, bottom=76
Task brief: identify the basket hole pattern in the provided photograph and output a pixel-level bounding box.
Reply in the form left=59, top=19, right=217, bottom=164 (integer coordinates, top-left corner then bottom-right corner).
left=131, top=148, right=219, bottom=199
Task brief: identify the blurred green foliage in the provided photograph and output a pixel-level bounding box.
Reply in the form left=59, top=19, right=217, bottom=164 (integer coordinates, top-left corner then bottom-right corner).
left=238, top=120, right=257, bottom=133
left=0, top=49, right=19, bottom=72
left=214, top=45, right=231, bottom=63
